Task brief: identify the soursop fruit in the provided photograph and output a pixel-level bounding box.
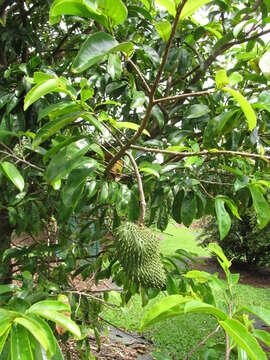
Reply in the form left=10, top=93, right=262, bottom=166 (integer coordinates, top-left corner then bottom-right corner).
left=115, top=222, right=166, bottom=289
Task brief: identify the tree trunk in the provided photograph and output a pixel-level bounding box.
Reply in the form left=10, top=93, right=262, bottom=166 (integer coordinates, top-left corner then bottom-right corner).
left=0, top=213, right=12, bottom=284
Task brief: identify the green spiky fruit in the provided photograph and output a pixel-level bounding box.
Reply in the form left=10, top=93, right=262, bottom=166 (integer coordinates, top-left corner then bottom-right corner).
left=115, top=222, right=166, bottom=289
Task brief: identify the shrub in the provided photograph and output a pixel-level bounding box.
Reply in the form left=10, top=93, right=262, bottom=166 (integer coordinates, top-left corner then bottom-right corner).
left=199, top=210, right=270, bottom=266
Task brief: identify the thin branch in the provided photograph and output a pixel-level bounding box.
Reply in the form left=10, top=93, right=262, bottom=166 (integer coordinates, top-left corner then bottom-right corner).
left=126, top=152, right=146, bottom=225
left=184, top=326, right=220, bottom=360
left=130, top=145, right=270, bottom=162
left=0, top=150, right=44, bottom=172
left=128, top=58, right=151, bottom=94
left=150, top=0, right=189, bottom=98
left=191, top=28, right=270, bottom=85
left=64, top=290, right=120, bottom=309
left=154, top=88, right=215, bottom=104
left=105, top=0, right=188, bottom=176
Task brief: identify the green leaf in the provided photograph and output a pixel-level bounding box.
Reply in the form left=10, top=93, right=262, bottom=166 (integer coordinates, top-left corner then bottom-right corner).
left=107, top=54, right=122, bottom=80
left=0, top=284, right=19, bottom=295
left=27, top=301, right=70, bottom=314
left=49, top=0, right=100, bottom=25
left=1, top=162, right=24, bottom=192
left=181, top=191, right=196, bottom=227
left=187, top=104, right=210, bottom=119
left=14, top=317, right=52, bottom=357
left=240, top=306, right=270, bottom=327
left=229, top=72, right=243, bottom=86
left=38, top=101, right=80, bottom=122
left=72, top=32, right=133, bottom=73
left=155, top=0, right=176, bottom=16
left=131, top=90, right=146, bottom=109
left=141, top=295, right=190, bottom=329
left=115, top=122, right=150, bottom=136
left=0, top=328, right=10, bottom=356
left=253, top=329, right=270, bottom=347
left=222, top=87, right=257, bottom=131
left=172, top=190, right=184, bottom=223
left=33, top=112, right=83, bottom=149
left=82, top=113, right=107, bottom=135
left=219, top=319, right=267, bottom=360
left=249, top=184, right=270, bottom=229
left=208, top=243, right=231, bottom=273
left=180, top=0, right=212, bottom=20
left=10, top=324, right=34, bottom=360
left=45, top=140, right=93, bottom=184
left=28, top=310, right=81, bottom=339
left=184, top=300, right=227, bottom=320
left=61, top=168, right=89, bottom=210
left=139, top=162, right=161, bottom=178
left=154, top=20, right=172, bottom=41
left=215, top=70, right=229, bottom=89
left=216, top=195, right=241, bottom=220
left=215, top=197, right=231, bottom=240
left=51, top=340, right=64, bottom=360
left=24, top=79, right=66, bottom=111
left=97, top=0, right=128, bottom=26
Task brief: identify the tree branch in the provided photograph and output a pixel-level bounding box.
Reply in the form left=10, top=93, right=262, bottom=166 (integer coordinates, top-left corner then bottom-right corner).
left=130, top=145, right=270, bottom=162
left=104, top=0, right=188, bottom=176
left=126, top=152, right=146, bottom=225
left=153, top=88, right=215, bottom=104
left=191, top=28, right=270, bottom=85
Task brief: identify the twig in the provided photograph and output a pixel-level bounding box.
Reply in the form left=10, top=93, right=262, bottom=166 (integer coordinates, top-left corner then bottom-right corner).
left=65, top=290, right=120, bottom=309
left=153, top=89, right=215, bottom=104
left=184, top=326, right=220, bottom=360
left=128, top=58, right=151, bottom=94
left=130, top=145, right=270, bottom=162
left=0, top=150, right=44, bottom=172
left=126, top=152, right=146, bottom=225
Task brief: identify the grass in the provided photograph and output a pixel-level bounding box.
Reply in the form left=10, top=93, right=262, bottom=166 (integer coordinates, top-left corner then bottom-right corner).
left=102, top=223, right=270, bottom=359
left=159, top=223, right=209, bottom=257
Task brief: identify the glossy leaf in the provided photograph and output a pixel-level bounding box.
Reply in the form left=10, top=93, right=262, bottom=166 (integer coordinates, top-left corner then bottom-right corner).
left=24, top=79, right=66, bottom=111
left=155, top=0, right=176, bottom=16
left=253, top=329, right=270, bottom=347
left=72, top=32, right=133, bottom=73
left=154, top=20, right=171, bottom=41
left=1, top=162, right=24, bottom=192
left=27, top=310, right=81, bottom=338
left=184, top=300, right=227, bottom=320
left=181, top=191, right=196, bottom=227
left=241, top=306, right=270, bottom=327
left=49, top=0, right=100, bottom=25
left=45, top=140, right=93, bottom=184
left=219, top=318, right=267, bottom=360
left=14, top=317, right=52, bottom=357
left=215, top=197, right=231, bottom=240
left=172, top=190, right=184, bottom=223
left=33, top=112, right=83, bottom=149
left=215, top=69, right=229, bottom=89
left=141, top=295, right=190, bottom=329
left=97, top=0, right=128, bottom=26
left=0, top=328, right=10, bottom=356
left=115, top=122, right=150, bottom=136
left=249, top=184, right=270, bottom=229
left=61, top=168, right=90, bottom=210
left=10, top=324, right=34, bottom=360
left=27, top=301, right=70, bottom=314
left=180, top=0, right=212, bottom=19
left=0, top=284, right=19, bottom=295
left=222, top=87, right=257, bottom=131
